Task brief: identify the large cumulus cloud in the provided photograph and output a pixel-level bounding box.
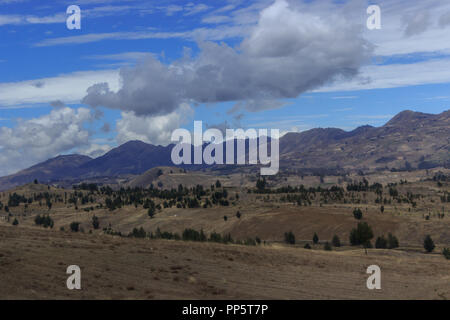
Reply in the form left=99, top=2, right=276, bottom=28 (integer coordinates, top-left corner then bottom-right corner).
left=116, top=103, right=194, bottom=145
left=82, top=0, right=372, bottom=116
left=0, top=107, right=100, bottom=176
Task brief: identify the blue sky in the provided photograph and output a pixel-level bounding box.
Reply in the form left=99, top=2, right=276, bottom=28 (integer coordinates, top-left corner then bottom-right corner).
left=0, top=0, right=450, bottom=175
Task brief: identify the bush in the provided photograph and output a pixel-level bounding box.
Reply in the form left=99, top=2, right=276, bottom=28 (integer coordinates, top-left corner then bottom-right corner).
left=70, top=222, right=80, bottom=232
left=284, top=231, right=295, bottom=245
left=324, top=242, right=332, bottom=251
left=387, top=233, right=399, bottom=249
left=423, top=235, right=435, bottom=253
left=34, top=214, right=54, bottom=228
left=353, top=208, right=363, bottom=220
left=443, top=248, right=450, bottom=260
left=349, top=222, right=373, bottom=246
left=375, top=236, right=387, bottom=249
left=304, top=243, right=311, bottom=249
left=209, top=231, right=223, bottom=243
left=92, top=215, right=100, bottom=229
left=236, top=211, right=241, bottom=219
left=313, top=232, right=319, bottom=244
left=12, top=218, right=19, bottom=226
left=130, top=227, right=146, bottom=238
left=182, top=228, right=207, bottom=242
left=332, top=235, right=341, bottom=247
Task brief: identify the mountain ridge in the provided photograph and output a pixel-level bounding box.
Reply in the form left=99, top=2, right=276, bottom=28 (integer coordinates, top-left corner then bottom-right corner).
left=0, top=109, right=448, bottom=191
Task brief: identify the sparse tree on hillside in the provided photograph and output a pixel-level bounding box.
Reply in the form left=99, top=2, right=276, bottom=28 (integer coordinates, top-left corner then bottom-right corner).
left=92, top=215, right=99, bottom=229
left=284, top=231, right=295, bottom=245
left=70, top=222, right=80, bottom=232
left=313, top=233, right=319, bottom=244
left=332, top=235, right=341, bottom=247
left=375, top=236, right=387, bottom=249
left=423, top=235, right=435, bottom=253
left=349, top=222, right=373, bottom=247
left=387, top=233, right=399, bottom=249
left=353, top=208, right=363, bottom=220
left=443, top=248, right=450, bottom=260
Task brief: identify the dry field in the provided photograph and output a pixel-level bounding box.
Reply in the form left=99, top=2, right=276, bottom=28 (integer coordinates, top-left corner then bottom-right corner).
left=0, top=169, right=449, bottom=300
left=0, top=225, right=449, bottom=300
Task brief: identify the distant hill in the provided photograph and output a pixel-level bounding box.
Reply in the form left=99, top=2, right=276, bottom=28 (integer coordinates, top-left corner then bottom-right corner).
left=279, top=110, right=450, bottom=172
left=0, top=110, right=448, bottom=191
left=78, top=140, right=174, bottom=177
left=0, top=155, right=92, bottom=191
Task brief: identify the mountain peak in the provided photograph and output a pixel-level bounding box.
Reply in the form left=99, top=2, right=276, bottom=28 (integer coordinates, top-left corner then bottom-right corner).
left=385, top=110, right=434, bottom=126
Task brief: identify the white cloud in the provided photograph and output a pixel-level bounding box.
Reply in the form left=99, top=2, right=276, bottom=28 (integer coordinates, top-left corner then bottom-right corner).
left=0, top=107, right=93, bottom=176
left=0, top=69, right=120, bottom=108
left=318, top=58, right=450, bottom=92
left=78, top=143, right=112, bottom=158
left=116, top=103, right=194, bottom=146
left=83, top=0, right=371, bottom=116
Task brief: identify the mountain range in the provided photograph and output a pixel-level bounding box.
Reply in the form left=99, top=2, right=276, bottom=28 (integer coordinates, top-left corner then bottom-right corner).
left=0, top=110, right=448, bottom=191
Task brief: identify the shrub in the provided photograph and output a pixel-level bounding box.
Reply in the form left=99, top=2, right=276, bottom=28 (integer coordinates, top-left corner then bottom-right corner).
left=236, top=211, right=241, bottom=219
left=332, top=235, right=341, bottom=247
left=209, top=231, right=222, bottom=243
left=304, top=243, right=311, bottom=249
left=34, top=214, right=54, bottom=228
left=375, top=236, right=387, bottom=249
left=353, top=208, right=363, bottom=220
left=349, top=222, right=373, bottom=246
left=12, top=218, right=19, bottom=226
left=423, top=235, right=435, bottom=253
left=284, top=231, right=295, bottom=245
left=324, top=242, right=332, bottom=251
left=313, top=232, right=319, bottom=244
left=182, top=228, right=207, bottom=242
left=443, top=248, right=450, bottom=260
left=130, top=227, right=146, bottom=238
left=387, top=233, right=399, bottom=249
left=92, top=215, right=100, bottom=229
left=70, top=222, right=80, bottom=232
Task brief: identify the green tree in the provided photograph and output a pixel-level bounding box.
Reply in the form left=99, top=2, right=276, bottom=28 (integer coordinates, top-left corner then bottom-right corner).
left=70, top=222, right=80, bottom=232
left=332, top=235, right=341, bottom=247
left=353, top=208, right=363, bottom=220
left=387, top=233, right=399, bottom=249
left=313, top=232, right=319, bottom=244
left=92, top=215, right=100, bottom=229
left=256, top=177, right=266, bottom=191
left=349, top=222, right=374, bottom=246
left=423, top=235, right=435, bottom=253
left=12, top=218, right=19, bottom=226
left=284, top=231, right=295, bottom=245
left=443, top=248, right=450, bottom=260
left=375, top=236, right=387, bottom=249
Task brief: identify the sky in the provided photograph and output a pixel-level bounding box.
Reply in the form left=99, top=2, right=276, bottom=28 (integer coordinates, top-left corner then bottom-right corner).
left=0, top=0, right=450, bottom=176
